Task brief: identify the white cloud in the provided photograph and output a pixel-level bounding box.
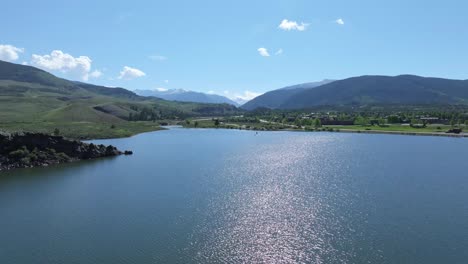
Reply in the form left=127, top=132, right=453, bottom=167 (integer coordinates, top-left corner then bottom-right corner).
left=335, top=18, right=345, bottom=25
left=238, top=91, right=263, bottom=101
left=118, top=66, right=146, bottom=80
left=223, top=90, right=263, bottom=101
left=257, top=47, right=270, bottom=57
left=153, top=87, right=168, bottom=92
left=31, top=50, right=94, bottom=81
left=149, top=55, right=167, bottom=61
left=164, top=79, right=169, bottom=83
left=207, top=90, right=215, bottom=94
left=0, top=44, right=24, bottom=61
left=275, top=48, right=283, bottom=55
left=89, top=70, right=103, bottom=79
left=278, top=19, right=309, bottom=31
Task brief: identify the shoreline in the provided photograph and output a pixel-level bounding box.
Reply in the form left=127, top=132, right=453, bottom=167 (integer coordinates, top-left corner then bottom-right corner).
left=186, top=118, right=467, bottom=138
left=0, top=121, right=166, bottom=141
left=82, top=124, right=468, bottom=140
left=85, top=126, right=168, bottom=140
left=337, top=129, right=467, bottom=138
left=183, top=125, right=467, bottom=138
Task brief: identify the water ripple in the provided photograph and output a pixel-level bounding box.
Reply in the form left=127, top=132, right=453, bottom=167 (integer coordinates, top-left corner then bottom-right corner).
left=191, top=134, right=362, bottom=263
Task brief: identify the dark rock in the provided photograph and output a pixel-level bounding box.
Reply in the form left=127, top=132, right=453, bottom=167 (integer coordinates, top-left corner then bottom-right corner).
left=0, top=132, right=127, bottom=171
left=124, top=150, right=133, bottom=155
left=446, top=128, right=462, bottom=134
left=106, top=145, right=122, bottom=156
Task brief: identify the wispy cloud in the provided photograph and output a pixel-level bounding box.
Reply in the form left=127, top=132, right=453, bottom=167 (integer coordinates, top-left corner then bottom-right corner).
left=335, top=18, right=345, bottom=25
left=238, top=91, right=262, bottom=100
left=0, top=44, right=24, bottom=62
left=278, top=19, right=309, bottom=31
left=257, top=47, right=270, bottom=57
left=149, top=55, right=167, bottom=61
left=152, top=87, right=168, bottom=92
left=89, top=70, right=103, bottom=79
left=118, top=66, right=146, bottom=80
left=275, top=48, right=283, bottom=55
left=115, top=13, right=134, bottom=24
left=31, top=50, right=95, bottom=81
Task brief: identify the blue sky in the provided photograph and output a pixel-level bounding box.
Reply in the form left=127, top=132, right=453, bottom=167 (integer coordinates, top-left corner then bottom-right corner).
left=1, top=0, right=467, bottom=101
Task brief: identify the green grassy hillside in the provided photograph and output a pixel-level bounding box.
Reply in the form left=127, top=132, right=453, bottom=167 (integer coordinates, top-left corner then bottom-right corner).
left=0, top=60, right=239, bottom=138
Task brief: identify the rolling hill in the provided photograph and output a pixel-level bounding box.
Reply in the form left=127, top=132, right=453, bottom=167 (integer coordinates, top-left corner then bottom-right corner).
left=135, top=89, right=239, bottom=106
left=0, top=60, right=239, bottom=138
left=242, top=75, right=468, bottom=110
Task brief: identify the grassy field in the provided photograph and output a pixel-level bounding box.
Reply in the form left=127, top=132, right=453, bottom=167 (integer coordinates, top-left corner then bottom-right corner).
left=184, top=118, right=465, bottom=137
left=184, top=119, right=295, bottom=130
left=0, top=121, right=164, bottom=139
left=327, top=124, right=455, bottom=133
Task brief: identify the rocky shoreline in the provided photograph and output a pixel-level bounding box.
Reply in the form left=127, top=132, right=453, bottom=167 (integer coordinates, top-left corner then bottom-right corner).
left=0, top=132, right=132, bottom=171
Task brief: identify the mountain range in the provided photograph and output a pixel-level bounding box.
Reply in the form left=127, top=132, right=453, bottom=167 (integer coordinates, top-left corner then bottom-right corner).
left=134, top=89, right=240, bottom=106
left=242, top=75, right=468, bottom=110
left=2, top=57, right=468, bottom=135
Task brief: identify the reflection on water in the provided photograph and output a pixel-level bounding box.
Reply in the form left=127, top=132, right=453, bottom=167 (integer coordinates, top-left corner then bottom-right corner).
left=191, top=135, right=372, bottom=263
left=1, top=128, right=468, bottom=264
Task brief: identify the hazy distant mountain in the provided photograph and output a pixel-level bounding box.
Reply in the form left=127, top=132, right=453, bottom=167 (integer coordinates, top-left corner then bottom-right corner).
left=135, top=89, right=239, bottom=106
left=241, top=80, right=336, bottom=110
left=244, top=75, right=468, bottom=110
left=232, top=97, right=249, bottom=106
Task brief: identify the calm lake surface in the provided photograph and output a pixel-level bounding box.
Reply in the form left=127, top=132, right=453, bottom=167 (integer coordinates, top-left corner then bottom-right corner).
left=1, top=127, right=468, bottom=263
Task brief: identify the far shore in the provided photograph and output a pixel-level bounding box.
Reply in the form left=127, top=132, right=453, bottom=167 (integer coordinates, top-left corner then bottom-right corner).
left=337, top=129, right=467, bottom=138
left=182, top=119, right=467, bottom=138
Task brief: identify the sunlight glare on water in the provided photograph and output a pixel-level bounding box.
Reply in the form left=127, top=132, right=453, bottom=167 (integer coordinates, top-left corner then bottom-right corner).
left=192, top=133, right=367, bottom=263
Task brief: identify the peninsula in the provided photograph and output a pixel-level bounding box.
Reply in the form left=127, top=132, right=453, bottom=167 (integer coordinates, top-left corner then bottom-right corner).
left=0, top=131, right=132, bottom=171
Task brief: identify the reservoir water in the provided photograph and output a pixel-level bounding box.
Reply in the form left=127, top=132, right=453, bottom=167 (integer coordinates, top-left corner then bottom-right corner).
left=1, top=128, right=467, bottom=263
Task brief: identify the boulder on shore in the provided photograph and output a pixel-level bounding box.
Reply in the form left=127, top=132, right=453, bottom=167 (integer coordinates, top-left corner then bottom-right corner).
left=446, top=128, right=462, bottom=134
left=0, top=132, right=129, bottom=171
